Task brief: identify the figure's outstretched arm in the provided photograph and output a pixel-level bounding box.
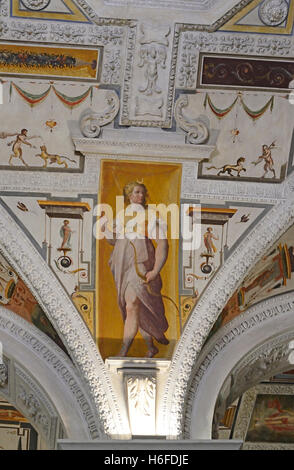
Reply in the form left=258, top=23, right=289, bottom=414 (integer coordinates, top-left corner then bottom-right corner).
left=23, top=139, right=33, bottom=147
left=251, top=156, right=263, bottom=165
left=0, top=132, right=18, bottom=139
left=27, top=135, right=41, bottom=140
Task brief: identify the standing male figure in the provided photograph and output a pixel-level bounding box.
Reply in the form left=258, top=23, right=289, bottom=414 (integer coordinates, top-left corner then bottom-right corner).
left=0, top=129, right=38, bottom=167
left=252, top=142, right=276, bottom=179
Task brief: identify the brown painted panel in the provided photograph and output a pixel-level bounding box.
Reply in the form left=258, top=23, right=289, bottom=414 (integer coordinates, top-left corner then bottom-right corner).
left=201, top=55, right=294, bottom=90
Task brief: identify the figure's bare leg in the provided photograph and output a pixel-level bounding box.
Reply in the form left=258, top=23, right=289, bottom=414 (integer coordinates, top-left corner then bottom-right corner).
left=119, top=285, right=140, bottom=357
left=139, top=328, right=159, bottom=358
left=9, top=154, right=14, bottom=166
left=18, top=149, right=28, bottom=167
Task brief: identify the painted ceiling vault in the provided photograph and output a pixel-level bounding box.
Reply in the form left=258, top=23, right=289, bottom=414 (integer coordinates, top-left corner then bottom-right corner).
left=0, top=0, right=294, bottom=449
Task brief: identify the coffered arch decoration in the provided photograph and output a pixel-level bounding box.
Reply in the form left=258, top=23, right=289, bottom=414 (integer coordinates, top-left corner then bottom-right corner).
left=161, top=176, right=294, bottom=438
left=0, top=203, right=126, bottom=438
left=182, top=292, right=294, bottom=440
left=0, top=306, right=102, bottom=447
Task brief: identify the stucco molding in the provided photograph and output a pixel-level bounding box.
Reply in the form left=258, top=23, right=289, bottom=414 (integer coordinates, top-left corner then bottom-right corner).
left=162, top=176, right=294, bottom=438
left=0, top=306, right=103, bottom=442
left=182, top=293, right=294, bottom=438
left=0, top=356, right=59, bottom=449
left=72, top=135, right=215, bottom=162
left=0, top=205, right=126, bottom=437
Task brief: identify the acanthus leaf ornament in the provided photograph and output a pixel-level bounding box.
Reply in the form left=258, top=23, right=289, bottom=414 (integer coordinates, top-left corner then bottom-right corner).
left=80, top=91, right=120, bottom=138
left=127, top=375, right=156, bottom=417
left=174, top=94, right=209, bottom=144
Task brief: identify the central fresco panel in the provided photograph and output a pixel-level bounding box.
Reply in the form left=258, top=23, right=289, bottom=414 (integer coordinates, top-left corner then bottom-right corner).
left=97, top=160, right=182, bottom=359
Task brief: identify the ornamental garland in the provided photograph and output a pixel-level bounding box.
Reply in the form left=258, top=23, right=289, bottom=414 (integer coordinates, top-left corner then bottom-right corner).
left=10, top=82, right=98, bottom=108
left=52, top=86, right=93, bottom=109
left=239, top=95, right=274, bottom=120
left=204, top=93, right=274, bottom=121
left=10, top=82, right=51, bottom=106
left=204, top=93, right=238, bottom=119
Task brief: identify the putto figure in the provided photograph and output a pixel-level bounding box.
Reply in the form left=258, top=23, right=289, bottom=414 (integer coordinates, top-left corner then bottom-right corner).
left=101, top=181, right=169, bottom=358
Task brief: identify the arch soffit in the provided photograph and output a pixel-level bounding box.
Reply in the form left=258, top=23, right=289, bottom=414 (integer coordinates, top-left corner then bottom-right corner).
left=0, top=306, right=102, bottom=445
left=183, top=292, right=294, bottom=439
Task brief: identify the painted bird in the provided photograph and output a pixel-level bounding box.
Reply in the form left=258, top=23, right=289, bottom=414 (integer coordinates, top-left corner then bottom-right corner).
left=16, top=201, right=37, bottom=216
left=17, top=201, right=29, bottom=212
left=236, top=214, right=250, bottom=224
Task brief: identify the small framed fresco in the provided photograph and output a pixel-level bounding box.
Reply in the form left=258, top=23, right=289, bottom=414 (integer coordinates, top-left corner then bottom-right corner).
left=0, top=43, right=101, bottom=81
left=231, top=383, right=294, bottom=450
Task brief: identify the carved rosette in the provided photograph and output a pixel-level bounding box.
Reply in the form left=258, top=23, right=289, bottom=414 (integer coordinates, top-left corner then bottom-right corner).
left=80, top=91, right=120, bottom=138
left=20, top=0, right=51, bottom=10
left=174, top=94, right=209, bottom=144
left=259, top=0, right=289, bottom=26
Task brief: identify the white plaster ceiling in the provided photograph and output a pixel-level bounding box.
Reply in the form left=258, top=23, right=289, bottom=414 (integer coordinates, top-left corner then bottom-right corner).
left=103, top=0, right=218, bottom=11
left=85, top=0, right=251, bottom=25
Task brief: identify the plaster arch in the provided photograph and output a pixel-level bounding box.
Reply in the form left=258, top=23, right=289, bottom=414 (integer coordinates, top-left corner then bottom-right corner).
left=162, top=176, right=294, bottom=438
left=0, top=306, right=102, bottom=447
left=0, top=203, right=127, bottom=438
left=182, top=292, right=294, bottom=439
